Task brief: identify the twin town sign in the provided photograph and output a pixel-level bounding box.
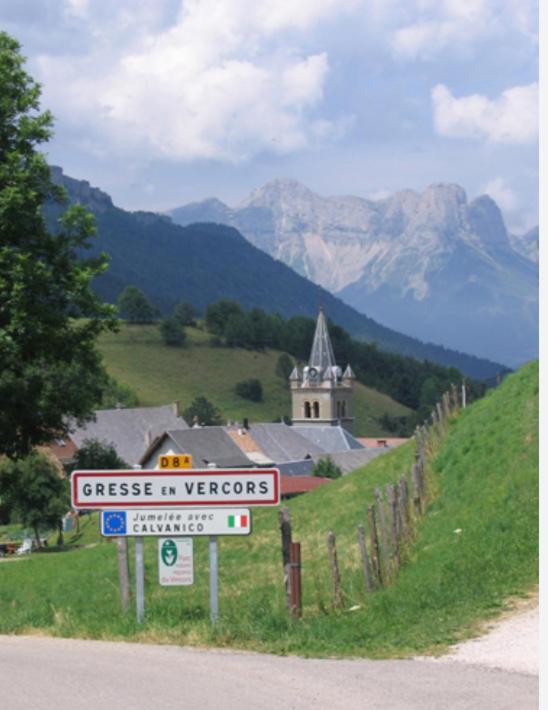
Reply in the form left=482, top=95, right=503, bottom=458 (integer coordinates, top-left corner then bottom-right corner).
left=71, top=468, right=280, bottom=509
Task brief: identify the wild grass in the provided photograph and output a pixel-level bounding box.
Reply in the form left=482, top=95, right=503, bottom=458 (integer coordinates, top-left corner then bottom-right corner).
left=0, top=362, right=538, bottom=656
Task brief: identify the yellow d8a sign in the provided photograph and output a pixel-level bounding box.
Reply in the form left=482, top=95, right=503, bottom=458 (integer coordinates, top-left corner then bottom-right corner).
left=158, top=454, right=192, bottom=469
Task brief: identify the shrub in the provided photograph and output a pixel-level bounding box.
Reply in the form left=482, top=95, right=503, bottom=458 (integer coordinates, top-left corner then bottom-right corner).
left=312, top=456, right=342, bottom=479
left=182, top=396, right=223, bottom=426
left=235, top=378, right=263, bottom=402
left=275, top=353, right=294, bottom=380
left=159, top=316, right=187, bottom=347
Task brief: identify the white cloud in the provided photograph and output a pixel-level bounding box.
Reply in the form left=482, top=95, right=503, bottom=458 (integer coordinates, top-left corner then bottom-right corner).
left=481, top=177, right=519, bottom=212
left=64, top=0, right=89, bottom=18
left=38, top=0, right=356, bottom=162
left=431, top=83, right=538, bottom=144
left=391, top=0, right=537, bottom=59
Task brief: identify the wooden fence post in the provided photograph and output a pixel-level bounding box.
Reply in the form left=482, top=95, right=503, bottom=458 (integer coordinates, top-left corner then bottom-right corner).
left=357, top=525, right=374, bottom=592
left=451, top=383, right=459, bottom=411
left=412, top=464, right=422, bottom=516
left=436, top=401, right=444, bottom=426
left=327, top=531, right=343, bottom=609
left=374, top=487, right=390, bottom=580
left=444, top=392, right=452, bottom=419
left=279, top=507, right=292, bottom=611
left=116, top=537, right=131, bottom=613
left=386, top=484, right=400, bottom=572
left=289, top=542, right=302, bottom=617
left=367, top=505, right=382, bottom=586
left=398, top=475, right=409, bottom=539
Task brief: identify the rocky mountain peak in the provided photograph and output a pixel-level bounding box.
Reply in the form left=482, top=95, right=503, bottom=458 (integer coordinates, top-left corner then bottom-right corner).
left=238, top=178, right=317, bottom=210
left=49, top=165, right=113, bottom=213
left=467, top=194, right=509, bottom=249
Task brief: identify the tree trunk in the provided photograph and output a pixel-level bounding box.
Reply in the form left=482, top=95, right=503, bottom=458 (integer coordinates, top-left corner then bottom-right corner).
left=56, top=521, right=64, bottom=547
left=32, top=525, right=41, bottom=550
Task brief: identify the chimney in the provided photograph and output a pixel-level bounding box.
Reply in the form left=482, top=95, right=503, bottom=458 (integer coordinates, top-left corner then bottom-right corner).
left=243, top=417, right=249, bottom=430
left=172, top=400, right=180, bottom=417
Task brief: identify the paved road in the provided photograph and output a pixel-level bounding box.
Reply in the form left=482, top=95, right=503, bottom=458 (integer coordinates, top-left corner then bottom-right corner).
left=0, top=635, right=537, bottom=710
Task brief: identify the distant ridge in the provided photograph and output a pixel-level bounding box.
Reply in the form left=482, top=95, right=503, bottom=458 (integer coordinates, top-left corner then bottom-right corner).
left=47, top=167, right=506, bottom=380
left=170, top=178, right=538, bottom=367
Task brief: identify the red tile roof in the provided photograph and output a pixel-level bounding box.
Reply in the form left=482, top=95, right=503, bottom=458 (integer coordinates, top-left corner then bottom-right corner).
left=357, top=437, right=409, bottom=449
left=281, top=475, right=331, bottom=497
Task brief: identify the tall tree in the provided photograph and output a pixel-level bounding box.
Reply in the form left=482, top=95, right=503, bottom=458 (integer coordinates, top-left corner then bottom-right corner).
left=183, top=396, right=223, bottom=426
left=117, top=285, right=158, bottom=324
left=0, top=452, right=69, bottom=548
left=0, top=32, right=117, bottom=458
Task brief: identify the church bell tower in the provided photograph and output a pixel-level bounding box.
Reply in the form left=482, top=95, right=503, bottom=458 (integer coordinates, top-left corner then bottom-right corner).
left=289, top=307, right=355, bottom=432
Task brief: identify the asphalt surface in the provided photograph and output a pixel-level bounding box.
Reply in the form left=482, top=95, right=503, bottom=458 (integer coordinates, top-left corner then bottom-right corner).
left=0, top=635, right=538, bottom=710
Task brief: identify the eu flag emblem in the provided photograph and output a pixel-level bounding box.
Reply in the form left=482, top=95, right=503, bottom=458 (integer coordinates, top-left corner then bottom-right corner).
left=102, top=511, right=127, bottom=535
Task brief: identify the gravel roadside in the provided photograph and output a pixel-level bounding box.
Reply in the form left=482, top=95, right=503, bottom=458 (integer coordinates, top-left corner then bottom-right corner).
left=415, top=594, right=539, bottom=676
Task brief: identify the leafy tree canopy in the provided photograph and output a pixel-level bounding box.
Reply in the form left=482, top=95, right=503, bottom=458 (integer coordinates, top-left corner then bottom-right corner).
left=312, top=456, right=342, bottom=480
left=173, top=301, right=196, bottom=326
left=275, top=353, right=294, bottom=380
left=205, top=299, right=242, bottom=336
left=159, top=316, right=187, bottom=347
left=182, top=396, right=223, bottom=427
left=235, top=378, right=263, bottom=402
left=70, top=438, right=127, bottom=472
left=97, top=375, right=139, bottom=410
left=0, top=451, right=69, bottom=547
left=117, top=285, right=158, bottom=324
left=0, top=32, right=117, bottom=458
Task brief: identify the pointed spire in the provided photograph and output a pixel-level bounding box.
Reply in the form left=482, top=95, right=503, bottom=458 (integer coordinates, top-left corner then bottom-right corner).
left=289, top=366, right=302, bottom=381
left=309, top=307, right=336, bottom=370
left=342, top=364, right=356, bottom=380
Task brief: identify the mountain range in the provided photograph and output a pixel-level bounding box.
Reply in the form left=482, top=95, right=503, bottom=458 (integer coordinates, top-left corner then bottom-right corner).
left=47, top=167, right=503, bottom=381
left=170, top=179, right=538, bottom=367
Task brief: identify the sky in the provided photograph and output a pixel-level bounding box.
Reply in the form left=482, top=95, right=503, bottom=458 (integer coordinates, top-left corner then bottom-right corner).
left=0, top=0, right=539, bottom=233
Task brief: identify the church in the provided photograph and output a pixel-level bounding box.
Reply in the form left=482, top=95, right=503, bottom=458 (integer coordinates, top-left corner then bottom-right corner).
left=289, top=307, right=356, bottom=432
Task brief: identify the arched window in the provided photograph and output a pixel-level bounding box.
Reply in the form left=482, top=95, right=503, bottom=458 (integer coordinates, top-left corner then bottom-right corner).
left=313, top=401, right=320, bottom=418
left=304, top=401, right=311, bottom=418
left=341, top=401, right=346, bottom=417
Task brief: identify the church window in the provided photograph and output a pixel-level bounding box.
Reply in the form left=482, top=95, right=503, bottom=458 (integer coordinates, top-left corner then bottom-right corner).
left=304, top=401, right=311, bottom=418
left=313, top=401, right=320, bottom=418
left=341, top=401, right=346, bottom=417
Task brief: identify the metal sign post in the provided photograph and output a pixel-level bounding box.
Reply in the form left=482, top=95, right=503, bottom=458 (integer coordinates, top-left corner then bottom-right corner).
left=78, top=466, right=280, bottom=627
left=209, top=535, right=219, bottom=623
left=135, top=536, right=145, bottom=623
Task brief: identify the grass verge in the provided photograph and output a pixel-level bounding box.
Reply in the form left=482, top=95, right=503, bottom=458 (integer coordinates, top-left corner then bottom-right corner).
left=0, top=362, right=538, bottom=656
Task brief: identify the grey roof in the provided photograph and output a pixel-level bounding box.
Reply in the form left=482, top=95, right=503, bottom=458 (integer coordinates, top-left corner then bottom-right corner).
left=309, top=308, right=336, bottom=370
left=277, top=459, right=315, bottom=477
left=246, top=423, right=325, bottom=464
left=69, top=405, right=187, bottom=466
left=311, top=449, right=385, bottom=475
left=145, top=427, right=254, bottom=468
left=291, top=425, right=364, bottom=453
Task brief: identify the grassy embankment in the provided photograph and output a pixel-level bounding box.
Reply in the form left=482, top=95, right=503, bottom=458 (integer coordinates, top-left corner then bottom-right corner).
left=0, top=362, right=538, bottom=656
left=96, top=323, right=411, bottom=437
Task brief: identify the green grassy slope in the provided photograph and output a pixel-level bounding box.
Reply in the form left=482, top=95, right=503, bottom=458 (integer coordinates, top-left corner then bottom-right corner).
left=97, top=324, right=411, bottom=436
left=0, top=362, right=537, bottom=655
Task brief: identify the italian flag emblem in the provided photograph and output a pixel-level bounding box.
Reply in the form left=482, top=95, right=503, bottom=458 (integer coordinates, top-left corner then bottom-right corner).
left=228, top=514, right=248, bottom=529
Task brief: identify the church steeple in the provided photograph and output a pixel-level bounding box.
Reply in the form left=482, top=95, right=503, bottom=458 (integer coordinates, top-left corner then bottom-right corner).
left=309, top=306, right=336, bottom=371
left=289, top=308, right=355, bottom=432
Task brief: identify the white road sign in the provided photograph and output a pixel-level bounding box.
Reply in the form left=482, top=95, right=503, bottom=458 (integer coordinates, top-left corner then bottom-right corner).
left=71, top=468, right=280, bottom=509
left=158, top=537, right=193, bottom=586
left=100, top=508, right=252, bottom=536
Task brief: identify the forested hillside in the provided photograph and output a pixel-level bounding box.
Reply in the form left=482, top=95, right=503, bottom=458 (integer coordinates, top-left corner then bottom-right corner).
left=44, top=167, right=506, bottom=381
